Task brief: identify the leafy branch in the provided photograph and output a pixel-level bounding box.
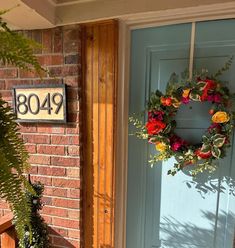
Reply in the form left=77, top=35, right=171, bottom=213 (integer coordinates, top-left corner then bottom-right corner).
left=213, top=56, right=233, bottom=78
left=0, top=11, right=46, bottom=76
left=0, top=9, right=48, bottom=244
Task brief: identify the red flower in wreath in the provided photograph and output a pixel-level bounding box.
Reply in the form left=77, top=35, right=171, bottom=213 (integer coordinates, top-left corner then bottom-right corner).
left=208, top=123, right=222, bottom=133
left=200, top=79, right=216, bottom=101
left=146, top=119, right=166, bottom=135
left=148, top=110, right=164, bottom=121
left=195, top=149, right=212, bottom=159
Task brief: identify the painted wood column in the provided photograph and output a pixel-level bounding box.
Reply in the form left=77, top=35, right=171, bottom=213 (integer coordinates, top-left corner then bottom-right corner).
left=81, top=20, right=118, bottom=248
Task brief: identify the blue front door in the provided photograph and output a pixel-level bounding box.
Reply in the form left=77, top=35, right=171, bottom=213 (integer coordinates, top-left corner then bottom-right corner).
left=127, top=20, right=235, bottom=248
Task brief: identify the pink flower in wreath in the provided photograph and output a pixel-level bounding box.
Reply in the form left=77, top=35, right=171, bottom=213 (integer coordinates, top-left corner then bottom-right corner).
left=171, top=142, right=182, bottom=151
left=207, top=94, right=222, bottom=103
left=181, top=97, right=190, bottom=104
left=214, top=94, right=222, bottom=103
left=170, top=135, right=187, bottom=151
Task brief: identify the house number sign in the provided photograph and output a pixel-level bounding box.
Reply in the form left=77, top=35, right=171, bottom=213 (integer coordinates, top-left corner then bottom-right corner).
left=12, top=84, right=67, bottom=123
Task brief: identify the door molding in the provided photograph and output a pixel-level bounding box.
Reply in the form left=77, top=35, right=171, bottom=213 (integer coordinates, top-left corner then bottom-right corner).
left=115, top=3, right=235, bottom=248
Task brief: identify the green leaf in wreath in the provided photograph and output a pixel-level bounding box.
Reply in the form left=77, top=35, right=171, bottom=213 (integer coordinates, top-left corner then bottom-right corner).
left=167, top=169, right=177, bottom=176
left=213, top=137, right=226, bottom=148
left=197, top=81, right=207, bottom=90
left=212, top=133, right=226, bottom=140
left=212, top=146, right=221, bottom=158
left=163, top=123, right=171, bottom=134
left=202, top=135, right=210, bottom=143
left=189, top=92, right=201, bottom=101
left=201, top=144, right=211, bottom=153
left=166, top=73, right=179, bottom=95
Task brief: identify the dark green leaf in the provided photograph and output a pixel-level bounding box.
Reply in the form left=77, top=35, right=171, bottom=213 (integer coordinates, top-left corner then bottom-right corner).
left=212, top=147, right=221, bottom=158
left=201, top=144, right=211, bottom=153
left=189, top=92, right=201, bottom=101
left=213, top=137, right=226, bottom=148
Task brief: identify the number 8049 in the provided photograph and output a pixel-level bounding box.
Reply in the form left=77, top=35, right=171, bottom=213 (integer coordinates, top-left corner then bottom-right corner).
left=16, top=93, right=64, bottom=115
left=13, top=85, right=67, bottom=123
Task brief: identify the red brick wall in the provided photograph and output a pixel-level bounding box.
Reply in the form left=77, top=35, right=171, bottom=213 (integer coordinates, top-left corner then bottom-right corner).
left=0, top=25, right=81, bottom=248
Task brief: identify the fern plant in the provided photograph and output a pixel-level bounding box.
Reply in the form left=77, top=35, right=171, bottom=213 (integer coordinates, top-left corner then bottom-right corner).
left=0, top=10, right=45, bottom=243
left=0, top=11, right=45, bottom=74
left=18, top=181, right=50, bottom=248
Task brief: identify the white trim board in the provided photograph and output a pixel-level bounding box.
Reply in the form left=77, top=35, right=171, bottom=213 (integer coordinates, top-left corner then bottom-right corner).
left=122, top=1, right=235, bottom=29
left=115, top=3, right=235, bottom=248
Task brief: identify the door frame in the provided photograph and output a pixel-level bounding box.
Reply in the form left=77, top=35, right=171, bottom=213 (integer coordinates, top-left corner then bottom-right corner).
left=115, top=2, right=235, bottom=248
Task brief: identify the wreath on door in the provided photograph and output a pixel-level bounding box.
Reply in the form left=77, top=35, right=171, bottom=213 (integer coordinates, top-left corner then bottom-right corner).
left=129, top=58, right=235, bottom=176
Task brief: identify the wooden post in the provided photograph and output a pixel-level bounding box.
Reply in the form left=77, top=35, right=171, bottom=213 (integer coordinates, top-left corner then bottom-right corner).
left=81, top=20, right=118, bottom=248
left=1, top=227, right=16, bottom=248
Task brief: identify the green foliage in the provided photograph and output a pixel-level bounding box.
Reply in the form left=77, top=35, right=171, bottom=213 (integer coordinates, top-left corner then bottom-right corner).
left=0, top=98, right=34, bottom=241
left=129, top=115, right=148, bottom=139
left=0, top=11, right=45, bottom=75
left=18, top=182, right=50, bottom=248
left=0, top=9, right=46, bottom=244
left=212, top=56, right=234, bottom=78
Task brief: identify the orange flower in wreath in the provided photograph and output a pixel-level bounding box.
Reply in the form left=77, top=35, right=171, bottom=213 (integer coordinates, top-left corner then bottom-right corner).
left=212, top=111, right=230, bottom=123
left=161, top=97, right=172, bottom=106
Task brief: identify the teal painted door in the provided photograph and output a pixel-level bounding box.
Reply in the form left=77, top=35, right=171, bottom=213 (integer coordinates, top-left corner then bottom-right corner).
left=127, top=20, right=235, bottom=248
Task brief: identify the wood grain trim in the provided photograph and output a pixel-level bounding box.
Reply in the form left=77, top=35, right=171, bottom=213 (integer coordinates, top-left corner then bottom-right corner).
left=1, top=228, right=17, bottom=248
left=81, top=20, right=118, bottom=248
left=0, top=213, right=13, bottom=234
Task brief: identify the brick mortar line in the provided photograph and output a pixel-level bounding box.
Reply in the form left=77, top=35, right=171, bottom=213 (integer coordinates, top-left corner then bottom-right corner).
left=42, top=205, right=80, bottom=211
left=33, top=165, right=80, bottom=168
left=38, top=176, right=81, bottom=179
left=48, top=224, right=81, bottom=232
left=51, top=244, right=79, bottom=248
left=29, top=154, right=80, bottom=158
left=41, top=205, right=81, bottom=211
left=30, top=164, right=80, bottom=167
left=44, top=185, right=80, bottom=189
left=39, top=173, right=81, bottom=176
left=31, top=173, right=80, bottom=177
left=44, top=214, right=81, bottom=223
left=31, top=175, right=80, bottom=180
left=50, top=236, right=80, bottom=242
left=42, top=213, right=81, bottom=220
left=23, top=132, right=80, bottom=134
left=43, top=216, right=81, bottom=222
left=49, top=233, right=81, bottom=241
left=42, top=195, right=81, bottom=200
left=3, top=77, right=64, bottom=81
left=32, top=173, right=80, bottom=176
left=48, top=226, right=81, bottom=234
left=33, top=144, right=80, bottom=146
left=46, top=64, right=79, bottom=68
left=36, top=53, right=79, bottom=56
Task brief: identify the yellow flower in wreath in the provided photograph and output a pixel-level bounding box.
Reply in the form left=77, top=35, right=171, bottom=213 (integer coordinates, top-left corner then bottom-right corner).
left=212, top=111, right=230, bottom=123
left=156, top=142, right=167, bottom=152
left=182, top=88, right=191, bottom=98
